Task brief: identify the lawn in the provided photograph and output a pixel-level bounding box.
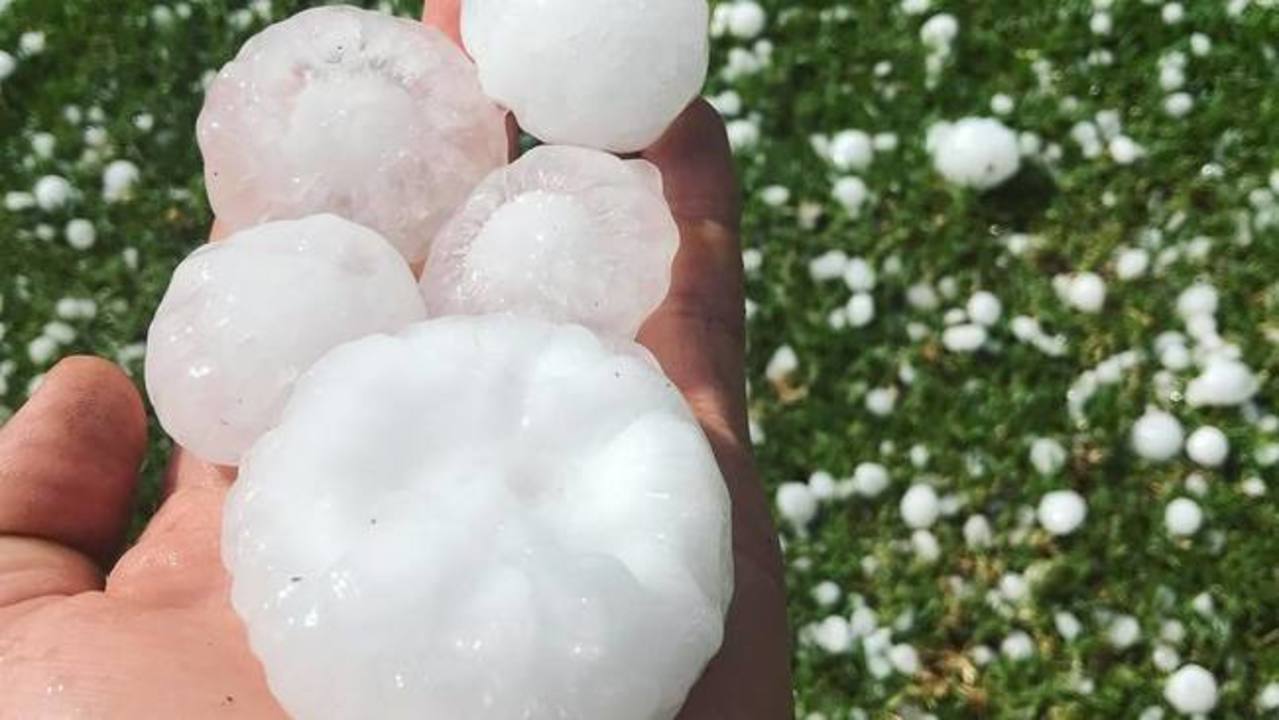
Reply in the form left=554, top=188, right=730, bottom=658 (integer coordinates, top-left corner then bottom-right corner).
left=2, top=0, right=1277, bottom=717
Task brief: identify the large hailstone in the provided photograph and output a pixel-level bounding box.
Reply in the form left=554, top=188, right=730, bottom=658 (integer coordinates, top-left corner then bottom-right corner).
left=223, top=315, right=733, bottom=720
left=927, top=117, right=1021, bottom=190
left=461, top=0, right=710, bottom=152
left=145, top=215, right=426, bottom=466
left=421, top=145, right=679, bottom=339
left=198, top=6, right=507, bottom=262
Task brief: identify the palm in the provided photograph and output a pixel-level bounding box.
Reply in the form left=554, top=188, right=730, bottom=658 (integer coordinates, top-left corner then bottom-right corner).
left=0, top=4, right=790, bottom=718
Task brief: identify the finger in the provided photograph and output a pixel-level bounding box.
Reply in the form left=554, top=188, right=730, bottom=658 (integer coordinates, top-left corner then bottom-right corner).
left=0, top=357, right=147, bottom=603
left=423, top=0, right=463, bottom=46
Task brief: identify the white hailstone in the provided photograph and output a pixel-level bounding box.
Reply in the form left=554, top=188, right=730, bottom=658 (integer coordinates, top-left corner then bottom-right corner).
left=1164, top=92, right=1194, bottom=117
left=1176, top=282, right=1219, bottom=319
left=83, top=125, right=109, bottom=148
left=1161, top=620, right=1186, bottom=644
left=201, top=7, right=505, bottom=262
left=865, top=387, right=898, bottom=417
left=873, top=133, right=899, bottom=152
left=832, top=176, right=870, bottom=217
left=1061, top=272, right=1106, bottom=313
left=1241, top=476, right=1266, bottom=497
left=990, top=93, right=1014, bottom=115
left=43, top=321, right=75, bottom=344
left=811, top=616, right=854, bottom=654
left=1164, top=497, right=1204, bottom=537
left=1116, top=247, right=1151, bottom=279
left=102, top=160, right=140, bottom=203
left=1186, top=359, right=1259, bottom=407
left=1161, top=2, right=1185, bottom=24
left=421, top=146, right=676, bottom=340
left=146, top=215, right=426, bottom=466
left=64, top=219, right=96, bottom=250
left=1258, top=682, right=1279, bottom=711
left=911, top=529, right=941, bottom=563
left=30, top=132, right=55, bottom=158
left=707, top=89, right=741, bottom=117
left=1109, top=136, right=1144, bottom=164
left=846, top=293, right=875, bottom=328
left=1090, top=12, right=1113, bottom=35
left=927, top=117, right=1021, bottom=190
left=224, top=315, right=731, bottom=720
left=742, top=249, right=763, bottom=274
left=1030, top=438, right=1068, bottom=475
left=1037, top=490, right=1088, bottom=536
left=18, top=31, right=45, bottom=55
left=808, top=471, right=837, bottom=501
left=1186, top=426, right=1229, bottom=467
left=901, top=0, right=931, bottom=15
left=966, top=291, right=1002, bottom=326
left=1160, top=64, right=1186, bottom=92
left=0, top=50, right=15, bottom=81
left=27, top=336, right=58, bottom=365
left=1001, top=631, right=1035, bottom=661
left=900, top=484, right=940, bottom=529
left=777, top=482, right=818, bottom=532
left=1132, top=409, right=1185, bottom=462
left=4, top=192, right=34, bottom=211
left=33, top=175, right=72, bottom=211
left=843, top=257, right=877, bottom=292
left=828, top=129, right=874, bottom=172
left=760, top=184, right=790, bottom=207
left=1153, top=644, right=1182, bottom=672
left=910, top=445, right=931, bottom=468
left=849, top=605, right=878, bottom=639
left=963, top=514, right=993, bottom=548
left=1190, top=33, right=1212, bottom=56
left=942, top=323, right=988, bottom=353
left=811, top=581, right=841, bottom=607
left=920, top=13, right=959, bottom=49
left=462, top=0, right=707, bottom=153
left=970, top=645, right=996, bottom=666
left=1055, top=612, right=1083, bottom=641
left=907, top=282, right=940, bottom=310
left=1107, top=615, right=1141, bottom=649
left=765, top=345, right=799, bottom=383
left=1184, top=473, right=1209, bottom=497
left=1191, top=593, right=1215, bottom=617
left=999, top=573, right=1029, bottom=603
left=809, top=250, right=849, bottom=281
left=727, top=1, right=767, bottom=39
left=888, top=644, right=921, bottom=675
left=1164, top=664, right=1219, bottom=715
left=725, top=118, right=761, bottom=151
left=852, top=463, right=890, bottom=498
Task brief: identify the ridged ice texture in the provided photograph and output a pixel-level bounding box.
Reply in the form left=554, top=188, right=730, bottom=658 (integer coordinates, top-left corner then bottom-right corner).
left=145, top=215, right=426, bottom=466
left=223, top=315, right=733, bottom=720
left=198, top=6, right=507, bottom=262
left=421, top=146, right=679, bottom=339
left=461, top=0, right=710, bottom=153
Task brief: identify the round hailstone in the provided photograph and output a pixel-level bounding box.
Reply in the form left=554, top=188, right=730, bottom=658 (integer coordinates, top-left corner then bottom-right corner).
left=1164, top=497, right=1204, bottom=537
left=1131, top=409, right=1185, bottom=462
left=927, top=117, right=1021, bottom=190
left=461, top=0, right=710, bottom=153
left=223, top=315, right=732, bottom=720
left=1164, top=664, right=1219, bottom=715
left=145, top=215, right=426, bottom=465
left=1037, top=490, right=1088, bottom=536
left=1185, top=426, right=1229, bottom=468
left=900, top=484, right=940, bottom=529
left=199, top=6, right=507, bottom=262
left=1186, top=359, right=1259, bottom=407
left=421, top=146, right=678, bottom=340
left=777, top=482, right=818, bottom=532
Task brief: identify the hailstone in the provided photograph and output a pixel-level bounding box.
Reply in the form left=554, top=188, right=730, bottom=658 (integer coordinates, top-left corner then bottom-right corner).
left=460, top=0, right=710, bottom=153
left=927, top=117, right=1022, bottom=190
left=198, top=6, right=507, bottom=262
left=145, top=215, right=426, bottom=466
left=421, top=145, right=679, bottom=339
left=223, top=315, right=733, bottom=720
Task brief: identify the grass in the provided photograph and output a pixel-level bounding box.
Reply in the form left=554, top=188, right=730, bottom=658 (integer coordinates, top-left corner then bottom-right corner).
left=2, top=0, right=1277, bottom=716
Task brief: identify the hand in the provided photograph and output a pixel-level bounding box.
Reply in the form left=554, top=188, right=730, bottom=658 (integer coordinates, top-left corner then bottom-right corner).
left=0, top=4, right=791, bottom=717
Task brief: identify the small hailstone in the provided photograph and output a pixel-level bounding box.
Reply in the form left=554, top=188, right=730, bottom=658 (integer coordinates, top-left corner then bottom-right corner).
left=1191, top=593, right=1215, bottom=617
left=1161, top=620, right=1186, bottom=644
left=742, top=249, right=763, bottom=274
left=966, top=291, right=1002, bottom=326
left=43, top=321, right=76, bottom=344
left=1189, top=33, right=1212, bottom=56
left=828, top=130, right=875, bottom=172
left=1161, top=2, right=1185, bottom=24
left=1186, top=359, right=1259, bottom=407
left=65, top=219, right=96, bottom=250
left=765, top=345, right=799, bottom=383
left=18, top=31, right=45, bottom=55
left=0, top=50, right=16, bottom=81
left=727, top=1, right=767, bottom=39
left=873, top=132, right=899, bottom=151
left=1153, top=645, right=1182, bottom=672
left=900, top=484, right=940, bottom=529
left=1109, top=135, right=1144, bottom=164
left=145, top=215, right=426, bottom=465
left=1061, top=272, right=1106, bottom=313
left=970, top=645, right=996, bottom=666
left=726, top=118, right=761, bottom=151
left=27, top=336, right=59, bottom=365
left=846, top=293, right=875, bottom=328
left=1164, top=664, right=1219, bottom=715
left=999, top=573, right=1029, bottom=603
left=1241, top=476, right=1266, bottom=497
left=1164, top=93, right=1194, bottom=117
left=33, top=175, right=72, bottom=211
left=1030, top=438, right=1068, bottom=475
left=777, top=482, right=818, bottom=532
left=832, top=176, right=870, bottom=217
left=901, top=0, right=931, bottom=15
left=1055, top=612, right=1083, bottom=641
left=102, top=160, right=140, bottom=203
left=1090, top=12, right=1113, bottom=35
left=1132, top=409, right=1185, bottom=462
left=963, top=514, right=992, bottom=548
left=865, top=387, right=898, bottom=417
left=421, top=146, right=677, bottom=340
left=760, top=185, right=791, bottom=207
left=910, top=444, right=931, bottom=468
left=888, top=644, right=921, bottom=675
left=1186, top=426, right=1229, bottom=467
left=1001, top=631, right=1035, bottom=661
left=927, top=117, right=1021, bottom=190
left=1176, top=282, right=1219, bottom=319
left=811, top=581, right=841, bottom=607
left=1160, top=64, right=1186, bottom=92
left=1258, top=682, right=1279, bottom=711
left=1185, top=473, right=1210, bottom=497
left=808, top=471, right=837, bottom=501
left=906, top=283, right=940, bottom=310
left=809, top=250, right=849, bottom=281
left=1165, top=497, right=1204, bottom=536
left=811, top=616, right=854, bottom=654
left=1116, top=247, right=1151, bottom=279
left=990, top=93, right=1014, bottom=115
left=920, top=13, right=959, bottom=49
left=852, top=463, right=891, bottom=498
left=1107, top=615, right=1141, bottom=649
left=942, top=324, right=987, bottom=353
left=843, top=257, right=877, bottom=292
left=462, top=0, right=708, bottom=153
left=911, top=529, right=941, bottom=563
left=1037, top=490, right=1087, bottom=536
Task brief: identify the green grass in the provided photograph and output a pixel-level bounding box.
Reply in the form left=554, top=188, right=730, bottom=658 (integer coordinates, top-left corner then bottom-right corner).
left=2, top=0, right=1278, bottom=716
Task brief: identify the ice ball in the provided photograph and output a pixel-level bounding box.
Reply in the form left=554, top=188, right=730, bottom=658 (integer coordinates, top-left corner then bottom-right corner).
left=223, top=315, right=733, bottom=720
left=421, top=145, right=679, bottom=339
left=198, top=6, right=507, bottom=262
left=145, top=214, right=426, bottom=466
left=927, top=117, right=1021, bottom=190
left=461, top=0, right=710, bottom=153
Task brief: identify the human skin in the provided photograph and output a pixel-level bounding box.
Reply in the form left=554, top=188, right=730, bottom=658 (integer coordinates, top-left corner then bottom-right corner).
left=0, top=4, right=793, bottom=717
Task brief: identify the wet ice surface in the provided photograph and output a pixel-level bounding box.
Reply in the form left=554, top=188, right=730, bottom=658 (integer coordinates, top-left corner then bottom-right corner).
left=421, top=146, right=679, bottom=339
left=223, top=315, right=733, bottom=720
left=198, top=6, right=507, bottom=262
left=461, top=0, right=710, bottom=152
left=145, top=215, right=425, bottom=466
